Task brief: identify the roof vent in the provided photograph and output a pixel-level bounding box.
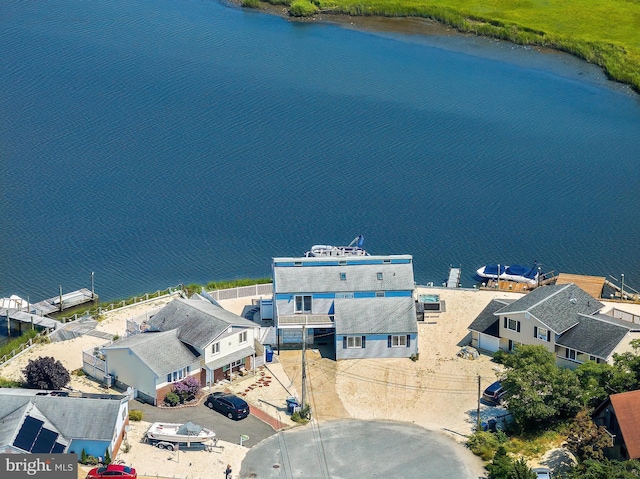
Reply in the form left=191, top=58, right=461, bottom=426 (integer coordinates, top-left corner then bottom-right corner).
left=570, top=298, right=577, bottom=304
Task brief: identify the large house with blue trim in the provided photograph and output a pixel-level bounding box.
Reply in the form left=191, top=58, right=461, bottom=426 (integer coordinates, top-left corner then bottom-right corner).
left=272, top=240, right=418, bottom=360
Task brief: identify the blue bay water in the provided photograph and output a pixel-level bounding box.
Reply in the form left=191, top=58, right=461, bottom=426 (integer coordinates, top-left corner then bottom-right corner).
left=1, top=0, right=639, bottom=303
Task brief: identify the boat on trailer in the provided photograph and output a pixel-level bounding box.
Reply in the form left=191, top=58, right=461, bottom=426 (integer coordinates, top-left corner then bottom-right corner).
left=145, top=421, right=215, bottom=446
left=476, top=262, right=540, bottom=285
left=304, top=235, right=369, bottom=257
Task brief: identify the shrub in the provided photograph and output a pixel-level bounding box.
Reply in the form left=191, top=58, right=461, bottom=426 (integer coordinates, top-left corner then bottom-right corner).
left=121, top=441, right=131, bottom=453
left=0, top=377, right=23, bottom=388
left=468, top=431, right=501, bottom=461
left=72, top=368, right=86, bottom=377
left=289, top=0, right=318, bottom=17
left=173, top=376, right=200, bottom=403
left=81, top=449, right=87, bottom=464
left=129, top=409, right=143, bottom=421
left=22, top=356, right=71, bottom=390
left=104, top=448, right=111, bottom=465
left=492, top=349, right=507, bottom=364
left=242, top=0, right=261, bottom=7
left=164, top=392, right=180, bottom=407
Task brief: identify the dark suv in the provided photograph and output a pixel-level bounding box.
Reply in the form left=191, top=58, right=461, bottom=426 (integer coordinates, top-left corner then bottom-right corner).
left=205, top=392, right=250, bottom=420
left=482, top=381, right=506, bottom=405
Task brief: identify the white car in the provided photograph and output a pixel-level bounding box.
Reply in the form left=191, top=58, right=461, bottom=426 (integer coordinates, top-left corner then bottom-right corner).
left=532, top=467, right=552, bottom=479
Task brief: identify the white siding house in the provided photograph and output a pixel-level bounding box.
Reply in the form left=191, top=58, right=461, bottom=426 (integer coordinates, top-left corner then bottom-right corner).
left=272, top=248, right=418, bottom=360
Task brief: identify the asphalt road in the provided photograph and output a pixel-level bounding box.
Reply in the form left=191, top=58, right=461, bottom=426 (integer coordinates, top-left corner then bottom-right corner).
left=129, top=399, right=276, bottom=448
left=240, top=420, right=486, bottom=479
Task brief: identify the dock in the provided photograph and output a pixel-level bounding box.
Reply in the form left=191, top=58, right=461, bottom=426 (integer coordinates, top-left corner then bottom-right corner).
left=446, top=267, right=461, bottom=288
left=32, top=288, right=97, bottom=316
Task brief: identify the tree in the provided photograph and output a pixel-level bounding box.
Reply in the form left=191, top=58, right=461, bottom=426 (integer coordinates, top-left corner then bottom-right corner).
left=486, top=446, right=514, bottom=479
left=501, top=345, right=582, bottom=431
left=172, top=375, right=200, bottom=403
left=511, top=458, right=536, bottom=479
left=564, top=459, right=640, bottom=478
left=104, top=447, right=111, bottom=465
left=575, top=360, right=616, bottom=408
left=22, top=356, right=70, bottom=390
left=565, top=409, right=612, bottom=461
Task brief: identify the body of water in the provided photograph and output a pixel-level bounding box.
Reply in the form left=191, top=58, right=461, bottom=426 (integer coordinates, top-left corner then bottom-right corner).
left=1, top=0, right=639, bottom=305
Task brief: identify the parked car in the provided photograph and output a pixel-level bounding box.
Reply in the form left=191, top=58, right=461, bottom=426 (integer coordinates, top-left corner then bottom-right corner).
left=205, top=392, right=250, bottom=420
left=532, top=467, right=552, bottom=479
left=482, top=380, right=506, bottom=405
left=86, top=464, right=137, bottom=479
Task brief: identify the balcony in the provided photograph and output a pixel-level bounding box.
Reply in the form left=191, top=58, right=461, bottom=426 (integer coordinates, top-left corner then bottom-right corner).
left=277, top=314, right=335, bottom=328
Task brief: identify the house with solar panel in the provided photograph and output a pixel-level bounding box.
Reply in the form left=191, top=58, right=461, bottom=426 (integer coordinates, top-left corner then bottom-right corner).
left=0, top=389, right=128, bottom=460
left=98, top=296, right=260, bottom=405
left=467, top=283, right=640, bottom=367
left=271, top=236, right=418, bottom=360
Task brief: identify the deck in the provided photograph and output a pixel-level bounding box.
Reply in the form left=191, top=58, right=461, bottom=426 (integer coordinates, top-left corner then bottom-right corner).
left=446, top=267, right=461, bottom=288
left=32, top=288, right=97, bottom=315
left=555, top=273, right=606, bottom=299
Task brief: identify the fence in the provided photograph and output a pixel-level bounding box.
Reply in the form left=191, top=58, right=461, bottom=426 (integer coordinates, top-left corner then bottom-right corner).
left=82, top=349, right=107, bottom=379
left=0, top=330, right=52, bottom=367
left=207, top=283, right=273, bottom=301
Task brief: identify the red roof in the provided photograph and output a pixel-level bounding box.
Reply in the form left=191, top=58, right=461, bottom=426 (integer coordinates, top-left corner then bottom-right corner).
left=611, top=390, right=640, bottom=459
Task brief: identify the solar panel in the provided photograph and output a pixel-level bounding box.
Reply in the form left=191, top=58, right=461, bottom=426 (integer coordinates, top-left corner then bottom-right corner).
left=13, top=416, right=44, bottom=451
left=32, top=428, right=59, bottom=453
left=52, top=442, right=66, bottom=453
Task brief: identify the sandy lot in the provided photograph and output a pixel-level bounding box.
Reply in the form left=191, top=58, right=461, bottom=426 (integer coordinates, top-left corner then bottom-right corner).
left=1, top=286, right=570, bottom=477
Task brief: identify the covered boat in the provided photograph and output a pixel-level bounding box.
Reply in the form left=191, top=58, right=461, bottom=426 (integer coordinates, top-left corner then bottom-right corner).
left=476, top=262, right=540, bottom=285
left=145, top=421, right=215, bottom=444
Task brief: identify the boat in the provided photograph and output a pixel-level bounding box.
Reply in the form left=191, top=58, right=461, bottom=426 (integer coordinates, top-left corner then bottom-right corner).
left=476, top=262, right=540, bottom=285
left=304, top=235, right=369, bottom=257
left=145, top=421, right=215, bottom=444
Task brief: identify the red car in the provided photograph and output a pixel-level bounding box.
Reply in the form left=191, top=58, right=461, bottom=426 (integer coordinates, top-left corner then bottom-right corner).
left=86, top=464, right=137, bottom=479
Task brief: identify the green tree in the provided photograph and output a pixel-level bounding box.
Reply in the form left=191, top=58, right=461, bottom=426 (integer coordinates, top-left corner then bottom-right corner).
left=104, top=447, right=111, bottom=465
left=575, top=360, right=615, bottom=407
left=486, top=446, right=514, bottom=479
left=511, top=458, right=536, bottom=479
left=564, top=459, right=640, bottom=478
left=565, top=409, right=613, bottom=461
left=22, top=356, right=70, bottom=390
left=501, top=345, right=582, bottom=431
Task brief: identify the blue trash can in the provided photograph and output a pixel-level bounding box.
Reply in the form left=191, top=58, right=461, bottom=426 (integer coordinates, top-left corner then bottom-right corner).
left=286, top=398, right=299, bottom=414
left=265, top=344, right=273, bottom=363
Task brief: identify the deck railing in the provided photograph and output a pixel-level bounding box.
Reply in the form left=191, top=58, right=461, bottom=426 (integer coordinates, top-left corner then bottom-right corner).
left=277, top=314, right=335, bottom=326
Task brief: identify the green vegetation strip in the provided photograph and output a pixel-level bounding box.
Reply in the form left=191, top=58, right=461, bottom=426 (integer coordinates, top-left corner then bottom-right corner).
left=261, top=0, right=640, bottom=92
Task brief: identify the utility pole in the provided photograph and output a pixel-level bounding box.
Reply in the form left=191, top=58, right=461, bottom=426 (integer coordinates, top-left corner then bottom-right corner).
left=301, top=324, right=307, bottom=414
left=477, top=375, right=482, bottom=432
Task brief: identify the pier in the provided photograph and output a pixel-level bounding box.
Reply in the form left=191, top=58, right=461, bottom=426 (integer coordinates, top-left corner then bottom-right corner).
left=32, top=288, right=98, bottom=316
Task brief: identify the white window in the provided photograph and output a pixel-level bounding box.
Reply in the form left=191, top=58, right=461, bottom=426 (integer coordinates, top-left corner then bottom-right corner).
left=506, top=318, right=520, bottom=332
left=376, top=291, right=385, bottom=298
left=391, top=335, right=407, bottom=347
left=340, top=272, right=347, bottom=281
left=239, top=331, right=247, bottom=344
left=566, top=348, right=577, bottom=361
left=295, top=295, right=312, bottom=313
left=231, top=359, right=243, bottom=368
left=212, top=342, right=220, bottom=355
left=335, top=292, right=354, bottom=299
left=377, top=272, right=384, bottom=280
left=168, top=366, right=190, bottom=383
left=536, top=327, right=548, bottom=341
left=347, top=336, right=362, bottom=348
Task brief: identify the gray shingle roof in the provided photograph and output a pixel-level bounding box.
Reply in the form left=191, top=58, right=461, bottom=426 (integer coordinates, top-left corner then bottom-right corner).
left=468, top=299, right=515, bottom=337
left=0, top=392, right=124, bottom=444
left=273, top=255, right=415, bottom=293
left=556, top=313, right=631, bottom=358
left=146, top=298, right=258, bottom=350
left=334, top=297, right=417, bottom=335
left=103, top=330, right=199, bottom=377
left=496, top=283, right=603, bottom=333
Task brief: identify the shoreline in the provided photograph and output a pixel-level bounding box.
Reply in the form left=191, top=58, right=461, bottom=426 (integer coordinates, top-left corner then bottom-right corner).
left=234, top=1, right=637, bottom=96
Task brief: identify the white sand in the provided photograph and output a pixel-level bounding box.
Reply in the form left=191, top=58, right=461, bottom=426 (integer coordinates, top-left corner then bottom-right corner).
left=2, top=286, right=593, bottom=477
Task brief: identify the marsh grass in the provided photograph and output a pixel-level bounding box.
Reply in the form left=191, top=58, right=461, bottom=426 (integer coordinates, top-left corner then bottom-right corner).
left=259, top=0, right=640, bottom=91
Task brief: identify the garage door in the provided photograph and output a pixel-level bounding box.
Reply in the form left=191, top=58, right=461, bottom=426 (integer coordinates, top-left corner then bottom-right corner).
left=478, top=334, right=500, bottom=352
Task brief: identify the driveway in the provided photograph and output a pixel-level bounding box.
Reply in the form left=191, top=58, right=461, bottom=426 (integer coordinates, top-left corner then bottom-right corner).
left=129, top=398, right=276, bottom=448
left=240, top=420, right=486, bottom=479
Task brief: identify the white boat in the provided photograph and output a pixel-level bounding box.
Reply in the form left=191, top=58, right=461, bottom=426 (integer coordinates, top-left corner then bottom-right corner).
left=304, top=235, right=368, bottom=257
left=476, top=262, right=540, bottom=285
left=145, top=421, right=215, bottom=444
